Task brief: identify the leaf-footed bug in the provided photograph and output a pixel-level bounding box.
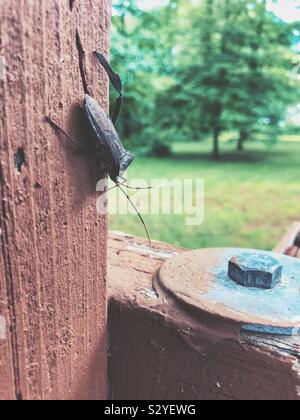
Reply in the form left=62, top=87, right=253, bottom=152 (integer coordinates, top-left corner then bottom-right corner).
left=46, top=51, right=152, bottom=246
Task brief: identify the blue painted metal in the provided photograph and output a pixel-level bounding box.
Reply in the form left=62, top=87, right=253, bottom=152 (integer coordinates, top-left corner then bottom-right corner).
left=228, top=252, right=283, bottom=289
left=206, top=249, right=300, bottom=336
left=242, top=324, right=300, bottom=336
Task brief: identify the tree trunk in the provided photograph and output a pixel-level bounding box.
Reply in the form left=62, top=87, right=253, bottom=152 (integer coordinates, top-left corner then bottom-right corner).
left=123, top=106, right=132, bottom=139
left=202, top=0, right=215, bottom=56
left=213, top=126, right=220, bottom=159
left=237, top=129, right=248, bottom=151
left=0, top=0, right=109, bottom=400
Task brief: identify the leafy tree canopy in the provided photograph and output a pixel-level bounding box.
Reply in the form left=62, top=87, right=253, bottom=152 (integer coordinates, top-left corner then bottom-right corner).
left=111, top=0, right=300, bottom=157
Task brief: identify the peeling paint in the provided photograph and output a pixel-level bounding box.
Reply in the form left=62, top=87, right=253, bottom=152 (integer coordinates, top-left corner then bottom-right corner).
left=140, top=288, right=159, bottom=299
left=243, top=324, right=300, bottom=336
left=0, top=316, right=6, bottom=340
left=112, top=231, right=181, bottom=259
left=0, top=55, right=6, bottom=81
left=124, top=243, right=179, bottom=260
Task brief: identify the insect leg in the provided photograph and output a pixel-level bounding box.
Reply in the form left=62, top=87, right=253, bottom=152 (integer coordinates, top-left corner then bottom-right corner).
left=117, top=176, right=154, bottom=190
left=111, top=97, right=123, bottom=125
left=117, top=182, right=154, bottom=191
left=94, top=52, right=123, bottom=124
left=94, top=52, right=122, bottom=95
left=117, top=183, right=152, bottom=247
left=46, top=116, right=92, bottom=157
left=76, top=31, right=90, bottom=96
left=108, top=184, right=118, bottom=192
left=108, top=182, right=153, bottom=193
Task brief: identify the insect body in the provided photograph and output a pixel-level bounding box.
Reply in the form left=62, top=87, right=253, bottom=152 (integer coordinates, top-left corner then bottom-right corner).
left=47, top=52, right=151, bottom=245
left=84, top=94, right=134, bottom=183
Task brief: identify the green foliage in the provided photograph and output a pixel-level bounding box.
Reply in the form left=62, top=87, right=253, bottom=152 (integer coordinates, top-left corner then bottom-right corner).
left=111, top=0, right=176, bottom=146
left=111, top=0, right=300, bottom=157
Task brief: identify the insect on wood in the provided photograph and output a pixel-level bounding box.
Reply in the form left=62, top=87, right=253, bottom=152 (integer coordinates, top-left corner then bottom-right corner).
left=46, top=51, right=152, bottom=246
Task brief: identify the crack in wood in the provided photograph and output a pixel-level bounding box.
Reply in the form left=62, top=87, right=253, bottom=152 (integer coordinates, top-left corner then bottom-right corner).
left=0, top=165, right=21, bottom=399
left=242, top=332, right=300, bottom=359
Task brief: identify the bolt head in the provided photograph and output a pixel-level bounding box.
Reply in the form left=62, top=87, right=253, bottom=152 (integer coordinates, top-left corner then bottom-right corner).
left=228, top=253, right=283, bottom=289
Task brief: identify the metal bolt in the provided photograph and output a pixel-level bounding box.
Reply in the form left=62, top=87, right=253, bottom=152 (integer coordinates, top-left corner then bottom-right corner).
left=228, top=252, right=283, bottom=290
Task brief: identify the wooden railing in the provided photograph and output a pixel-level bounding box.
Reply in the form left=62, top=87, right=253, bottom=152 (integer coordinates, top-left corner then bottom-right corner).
left=273, top=221, right=300, bottom=258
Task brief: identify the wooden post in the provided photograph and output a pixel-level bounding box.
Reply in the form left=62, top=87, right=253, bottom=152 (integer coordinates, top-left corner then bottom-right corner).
left=0, top=0, right=110, bottom=400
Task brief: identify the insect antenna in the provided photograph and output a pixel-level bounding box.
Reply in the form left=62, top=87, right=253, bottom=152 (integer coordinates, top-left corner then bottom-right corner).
left=46, top=117, right=79, bottom=149
left=116, top=183, right=152, bottom=247
left=46, top=116, right=91, bottom=156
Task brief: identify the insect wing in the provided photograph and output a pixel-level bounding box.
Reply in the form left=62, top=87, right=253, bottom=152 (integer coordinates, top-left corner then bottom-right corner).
left=84, top=95, right=134, bottom=177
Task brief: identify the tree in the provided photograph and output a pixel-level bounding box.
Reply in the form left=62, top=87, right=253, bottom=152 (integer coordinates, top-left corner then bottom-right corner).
left=162, top=0, right=300, bottom=158
left=224, top=0, right=300, bottom=151
left=111, top=0, right=300, bottom=158
left=111, top=0, right=176, bottom=146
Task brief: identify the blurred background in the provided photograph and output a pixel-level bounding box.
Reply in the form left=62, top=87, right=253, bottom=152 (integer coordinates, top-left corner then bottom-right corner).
left=109, top=0, right=300, bottom=250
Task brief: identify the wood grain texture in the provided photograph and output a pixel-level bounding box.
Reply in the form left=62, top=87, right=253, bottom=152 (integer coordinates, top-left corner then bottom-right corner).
left=0, top=0, right=110, bottom=400
left=0, top=247, right=16, bottom=399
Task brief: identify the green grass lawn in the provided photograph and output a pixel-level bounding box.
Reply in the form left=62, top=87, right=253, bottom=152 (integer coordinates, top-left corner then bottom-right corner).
left=109, top=140, right=300, bottom=251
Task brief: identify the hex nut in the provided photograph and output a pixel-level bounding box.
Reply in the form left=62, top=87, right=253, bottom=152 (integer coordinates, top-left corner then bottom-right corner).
left=228, top=252, right=283, bottom=289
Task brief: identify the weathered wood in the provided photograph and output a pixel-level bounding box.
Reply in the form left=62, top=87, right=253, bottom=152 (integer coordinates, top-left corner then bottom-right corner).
left=274, top=221, right=300, bottom=257
left=0, top=0, right=110, bottom=400
left=0, top=251, right=16, bottom=400
left=108, top=233, right=300, bottom=400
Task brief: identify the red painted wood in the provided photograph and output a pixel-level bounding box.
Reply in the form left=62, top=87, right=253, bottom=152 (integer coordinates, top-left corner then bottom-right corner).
left=108, top=234, right=300, bottom=400
left=0, top=0, right=110, bottom=400
left=274, top=221, right=300, bottom=257
left=0, top=252, right=16, bottom=400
